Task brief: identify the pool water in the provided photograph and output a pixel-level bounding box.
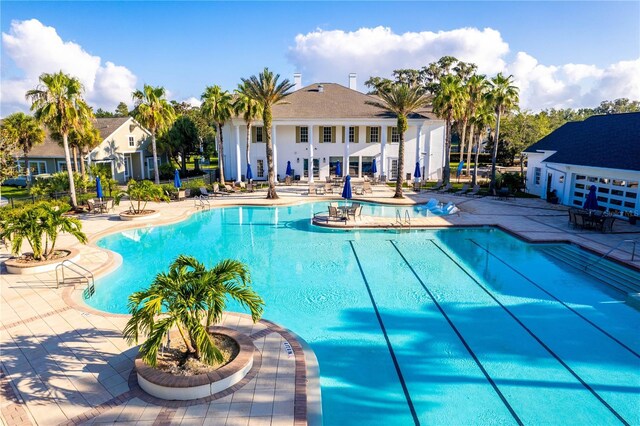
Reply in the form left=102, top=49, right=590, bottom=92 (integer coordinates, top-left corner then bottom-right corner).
left=90, top=202, right=640, bottom=425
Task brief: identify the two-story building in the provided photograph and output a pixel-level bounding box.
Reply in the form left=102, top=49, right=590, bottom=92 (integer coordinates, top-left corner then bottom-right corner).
left=221, top=74, right=446, bottom=183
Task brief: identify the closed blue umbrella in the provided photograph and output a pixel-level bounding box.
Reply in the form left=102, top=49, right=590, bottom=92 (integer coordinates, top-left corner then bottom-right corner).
left=414, top=162, right=421, bottom=179
left=371, top=158, right=377, bottom=174
left=456, top=161, right=465, bottom=179
left=342, top=175, right=352, bottom=202
left=286, top=161, right=292, bottom=176
left=174, top=169, right=181, bottom=189
left=95, top=176, right=104, bottom=200
left=335, top=161, right=342, bottom=176
left=246, top=164, right=253, bottom=181
left=583, top=185, right=599, bottom=210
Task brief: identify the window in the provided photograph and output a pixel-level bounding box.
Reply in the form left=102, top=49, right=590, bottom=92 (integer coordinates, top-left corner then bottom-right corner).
left=349, top=156, right=360, bottom=177
left=128, top=136, right=135, bottom=147
left=572, top=173, right=637, bottom=213
left=57, top=161, right=68, bottom=172
left=27, top=161, right=47, bottom=175
left=304, top=159, right=319, bottom=177
left=300, top=126, right=308, bottom=143
left=368, top=126, right=380, bottom=143
left=342, top=126, right=359, bottom=143
left=389, top=159, right=398, bottom=180
left=256, top=127, right=263, bottom=143
left=256, top=160, right=265, bottom=178
left=349, top=127, right=355, bottom=143
left=534, top=167, right=541, bottom=185
left=329, top=156, right=342, bottom=175
left=323, top=126, right=332, bottom=143
left=362, top=157, right=374, bottom=177
left=391, top=127, right=400, bottom=143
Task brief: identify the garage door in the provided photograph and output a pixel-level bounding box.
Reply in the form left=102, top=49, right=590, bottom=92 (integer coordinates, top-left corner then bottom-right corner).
left=571, top=174, right=638, bottom=213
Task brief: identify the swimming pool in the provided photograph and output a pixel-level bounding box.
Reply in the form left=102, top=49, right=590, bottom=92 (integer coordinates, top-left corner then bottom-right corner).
left=90, top=202, right=640, bottom=425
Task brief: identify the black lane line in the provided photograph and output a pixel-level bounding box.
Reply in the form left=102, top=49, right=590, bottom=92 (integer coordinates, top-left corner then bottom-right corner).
left=430, top=240, right=630, bottom=426
left=469, top=239, right=640, bottom=359
left=389, top=240, right=523, bottom=426
left=347, top=241, right=420, bottom=426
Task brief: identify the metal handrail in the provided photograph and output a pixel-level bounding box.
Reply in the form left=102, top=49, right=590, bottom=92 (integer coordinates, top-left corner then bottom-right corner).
left=404, top=210, right=411, bottom=227
left=55, top=259, right=95, bottom=297
left=395, top=209, right=402, bottom=226
left=585, top=239, right=638, bottom=271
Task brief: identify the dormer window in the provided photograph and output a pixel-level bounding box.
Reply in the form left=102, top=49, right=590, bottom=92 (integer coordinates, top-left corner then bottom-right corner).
left=128, top=136, right=135, bottom=147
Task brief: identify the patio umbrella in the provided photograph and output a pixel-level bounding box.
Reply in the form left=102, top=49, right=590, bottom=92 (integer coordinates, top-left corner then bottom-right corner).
left=95, top=176, right=104, bottom=200
left=414, top=162, right=421, bottom=179
left=335, top=161, right=342, bottom=176
left=286, top=161, right=292, bottom=176
left=371, top=158, right=377, bottom=174
left=342, top=175, right=352, bottom=203
left=174, top=169, right=181, bottom=189
left=246, top=164, right=253, bottom=181
left=583, top=185, right=599, bottom=210
left=456, top=161, right=465, bottom=179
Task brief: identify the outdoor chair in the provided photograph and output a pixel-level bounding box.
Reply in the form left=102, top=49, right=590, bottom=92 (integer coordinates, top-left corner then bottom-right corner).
left=315, top=185, right=325, bottom=195
left=465, top=185, right=481, bottom=197
left=362, top=181, right=373, bottom=194
left=437, top=183, right=452, bottom=193
left=354, top=186, right=363, bottom=196
left=599, top=216, right=616, bottom=233
left=455, top=184, right=470, bottom=196
left=86, top=198, right=98, bottom=214
left=238, top=182, right=247, bottom=191
left=326, top=176, right=332, bottom=183
left=568, top=209, right=577, bottom=228
left=308, top=184, right=315, bottom=195
left=429, top=180, right=444, bottom=191
left=224, top=184, right=237, bottom=193
left=324, top=183, right=334, bottom=194
left=330, top=202, right=339, bottom=208
left=104, top=198, right=115, bottom=212
left=200, top=187, right=216, bottom=198
left=413, top=182, right=422, bottom=192
left=328, top=206, right=347, bottom=222
left=347, top=203, right=362, bottom=221
left=247, top=183, right=255, bottom=193
left=574, top=213, right=586, bottom=229
left=285, top=176, right=292, bottom=185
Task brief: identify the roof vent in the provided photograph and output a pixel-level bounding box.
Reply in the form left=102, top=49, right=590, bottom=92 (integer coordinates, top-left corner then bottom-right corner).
left=317, top=84, right=324, bottom=93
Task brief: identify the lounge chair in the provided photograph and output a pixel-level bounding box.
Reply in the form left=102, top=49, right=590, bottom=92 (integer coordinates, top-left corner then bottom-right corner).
left=362, top=181, right=373, bottom=194
left=246, top=183, right=255, bottom=193
left=326, top=176, right=332, bottom=184
left=87, top=198, right=98, bottom=214
left=308, top=184, right=315, bottom=195
left=437, top=183, right=452, bottom=193
left=224, top=184, right=237, bottom=193
left=465, top=185, right=481, bottom=197
left=200, top=187, right=216, bottom=198
left=455, top=184, right=469, bottom=196
left=428, top=180, right=444, bottom=191
left=315, top=185, right=325, bottom=195
left=324, top=183, right=334, bottom=194
left=413, top=181, right=422, bottom=192
left=285, top=176, right=292, bottom=185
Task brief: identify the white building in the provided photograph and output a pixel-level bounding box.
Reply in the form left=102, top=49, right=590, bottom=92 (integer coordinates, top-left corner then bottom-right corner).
left=221, top=74, right=446, bottom=183
left=524, top=112, right=640, bottom=214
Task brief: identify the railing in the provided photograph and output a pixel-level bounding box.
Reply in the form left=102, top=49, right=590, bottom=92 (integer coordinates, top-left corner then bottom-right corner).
left=394, top=209, right=411, bottom=229
left=55, top=259, right=95, bottom=298
left=404, top=210, right=411, bottom=228
left=585, top=239, right=638, bottom=271
left=194, top=195, right=210, bottom=209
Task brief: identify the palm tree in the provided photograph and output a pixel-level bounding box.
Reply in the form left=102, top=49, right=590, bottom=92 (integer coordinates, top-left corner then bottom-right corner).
left=201, top=86, right=234, bottom=184
left=463, top=75, right=490, bottom=175
left=26, top=72, right=93, bottom=207
left=233, top=83, right=262, bottom=176
left=241, top=68, right=295, bottom=199
left=132, top=84, right=176, bottom=184
left=485, top=73, right=519, bottom=191
left=469, top=103, right=494, bottom=186
left=367, top=83, right=431, bottom=198
left=1, top=112, right=45, bottom=187
left=432, top=74, right=466, bottom=184
left=123, top=255, right=264, bottom=367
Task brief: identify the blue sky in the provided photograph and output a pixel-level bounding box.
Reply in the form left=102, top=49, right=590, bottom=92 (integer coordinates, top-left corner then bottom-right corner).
left=1, top=1, right=639, bottom=114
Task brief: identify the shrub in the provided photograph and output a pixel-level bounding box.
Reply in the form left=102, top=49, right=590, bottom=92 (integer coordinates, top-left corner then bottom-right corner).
left=116, top=180, right=170, bottom=214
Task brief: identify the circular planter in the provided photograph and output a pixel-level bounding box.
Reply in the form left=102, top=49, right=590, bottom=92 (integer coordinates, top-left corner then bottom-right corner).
left=119, top=210, right=160, bottom=221
left=4, top=248, right=80, bottom=275
left=136, top=326, right=255, bottom=401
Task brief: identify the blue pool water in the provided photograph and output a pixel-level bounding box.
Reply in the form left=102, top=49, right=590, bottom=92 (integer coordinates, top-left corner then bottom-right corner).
left=90, top=202, right=640, bottom=425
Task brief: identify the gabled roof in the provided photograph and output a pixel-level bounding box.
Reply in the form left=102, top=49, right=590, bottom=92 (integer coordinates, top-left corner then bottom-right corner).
left=270, top=83, right=437, bottom=120
left=525, top=112, right=640, bottom=171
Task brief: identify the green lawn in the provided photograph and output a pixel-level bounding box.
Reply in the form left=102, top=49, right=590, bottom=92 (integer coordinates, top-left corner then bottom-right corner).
left=1, top=186, right=29, bottom=199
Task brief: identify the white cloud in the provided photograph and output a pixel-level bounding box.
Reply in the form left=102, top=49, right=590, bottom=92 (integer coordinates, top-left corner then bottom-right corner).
left=288, top=26, right=640, bottom=111
left=183, top=97, right=202, bottom=108
left=1, top=19, right=137, bottom=116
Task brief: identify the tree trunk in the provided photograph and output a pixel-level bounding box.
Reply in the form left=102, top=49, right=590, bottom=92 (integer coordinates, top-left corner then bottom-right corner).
left=465, top=122, right=475, bottom=175
left=63, top=133, right=78, bottom=208
left=394, top=116, right=407, bottom=198
left=458, top=118, right=468, bottom=163
left=472, top=132, right=480, bottom=186
left=24, top=149, right=30, bottom=188
left=72, top=146, right=78, bottom=172
left=80, top=148, right=87, bottom=180
left=246, top=122, right=251, bottom=175
left=181, top=150, right=187, bottom=173
left=263, top=107, right=278, bottom=199
left=217, top=123, right=226, bottom=184
left=443, top=117, right=452, bottom=184
left=151, top=131, right=160, bottom=184
left=490, top=110, right=502, bottom=191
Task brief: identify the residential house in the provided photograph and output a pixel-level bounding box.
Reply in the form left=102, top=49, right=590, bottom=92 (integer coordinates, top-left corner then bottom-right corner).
left=524, top=112, right=640, bottom=214
left=221, top=73, right=446, bottom=183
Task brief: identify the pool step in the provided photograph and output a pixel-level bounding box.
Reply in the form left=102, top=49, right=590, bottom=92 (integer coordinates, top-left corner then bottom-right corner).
left=540, top=245, right=640, bottom=295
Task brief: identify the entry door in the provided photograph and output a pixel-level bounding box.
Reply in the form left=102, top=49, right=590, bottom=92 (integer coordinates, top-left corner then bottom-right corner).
left=146, top=157, right=160, bottom=179
left=546, top=172, right=553, bottom=196
left=388, top=158, right=399, bottom=180
left=303, top=159, right=320, bottom=178
left=124, top=155, right=133, bottom=181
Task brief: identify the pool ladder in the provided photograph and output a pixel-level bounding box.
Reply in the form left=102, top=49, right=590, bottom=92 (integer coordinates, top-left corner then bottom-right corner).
left=55, top=259, right=95, bottom=299
left=393, top=209, right=411, bottom=230
left=194, top=195, right=210, bottom=209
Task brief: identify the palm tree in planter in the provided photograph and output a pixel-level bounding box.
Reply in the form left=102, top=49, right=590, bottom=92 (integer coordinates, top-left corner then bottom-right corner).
left=0, top=201, right=87, bottom=263
left=116, top=179, right=169, bottom=216
left=26, top=72, right=94, bottom=208
left=123, top=255, right=264, bottom=367
left=485, top=73, right=519, bottom=191
left=367, top=83, right=431, bottom=198
left=1, top=112, right=45, bottom=187
left=132, top=84, right=176, bottom=184
left=241, top=68, right=295, bottom=199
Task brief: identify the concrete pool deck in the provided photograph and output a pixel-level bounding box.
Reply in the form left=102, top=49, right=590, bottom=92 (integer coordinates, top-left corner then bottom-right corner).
left=1, top=183, right=639, bottom=425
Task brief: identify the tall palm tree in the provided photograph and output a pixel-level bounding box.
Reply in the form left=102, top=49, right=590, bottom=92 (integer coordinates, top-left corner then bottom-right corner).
left=432, top=74, right=466, bottom=185
left=132, top=84, right=176, bottom=184
left=26, top=72, right=93, bottom=207
left=1, top=112, right=45, bottom=187
left=233, top=83, right=262, bottom=175
left=463, top=75, right=490, bottom=175
left=485, top=73, right=519, bottom=191
left=201, top=86, right=234, bottom=184
left=123, top=255, right=264, bottom=367
left=469, top=103, right=494, bottom=186
left=241, top=68, right=295, bottom=199
left=367, top=83, right=431, bottom=198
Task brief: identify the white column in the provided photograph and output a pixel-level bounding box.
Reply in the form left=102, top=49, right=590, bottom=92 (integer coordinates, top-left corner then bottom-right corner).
left=423, top=127, right=432, bottom=180
left=415, top=125, right=423, bottom=182
left=272, top=124, right=278, bottom=181
left=139, top=151, right=144, bottom=180
left=381, top=125, right=387, bottom=178
left=308, top=125, right=314, bottom=183
left=235, top=125, right=241, bottom=182
left=344, top=125, right=350, bottom=177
